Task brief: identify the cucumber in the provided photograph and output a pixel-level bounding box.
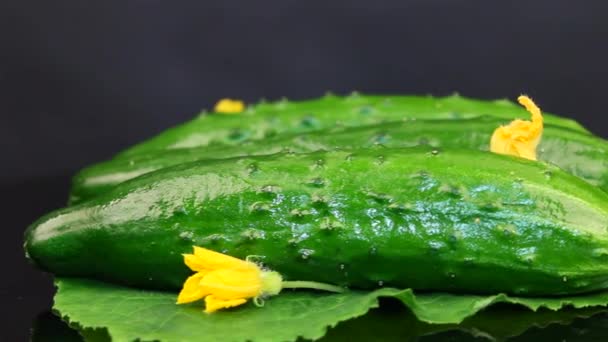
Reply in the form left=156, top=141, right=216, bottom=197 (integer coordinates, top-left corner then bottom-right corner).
left=70, top=117, right=608, bottom=204
left=26, top=147, right=608, bottom=296
left=117, top=93, right=589, bottom=157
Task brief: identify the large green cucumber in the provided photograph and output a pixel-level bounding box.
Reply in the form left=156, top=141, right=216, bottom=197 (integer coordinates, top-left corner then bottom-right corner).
left=117, top=93, right=589, bottom=157
left=26, top=147, right=608, bottom=296
left=70, top=117, right=608, bottom=204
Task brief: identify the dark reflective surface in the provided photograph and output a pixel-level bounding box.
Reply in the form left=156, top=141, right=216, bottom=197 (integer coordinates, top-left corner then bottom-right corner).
left=30, top=300, right=608, bottom=341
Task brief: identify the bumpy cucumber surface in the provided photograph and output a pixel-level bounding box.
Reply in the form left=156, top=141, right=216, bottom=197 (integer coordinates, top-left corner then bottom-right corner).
left=117, top=93, right=589, bottom=157
left=70, top=117, right=608, bottom=204
left=27, top=147, right=608, bottom=296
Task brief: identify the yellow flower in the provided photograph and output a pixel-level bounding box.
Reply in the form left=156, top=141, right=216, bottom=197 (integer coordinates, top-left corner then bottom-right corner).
left=214, top=98, right=245, bottom=114
left=490, top=95, right=544, bottom=160
left=176, top=247, right=281, bottom=313
left=177, top=247, right=343, bottom=313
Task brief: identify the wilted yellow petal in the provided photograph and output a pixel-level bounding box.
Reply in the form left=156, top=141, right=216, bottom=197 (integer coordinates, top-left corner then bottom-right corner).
left=199, top=268, right=262, bottom=299
left=176, top=272, right=207, bottom=304
left=490, top=95, right=543, bottom=160
left=214, top=98, right=245, bottom=114
left=204, top=295, right=248, bottom=313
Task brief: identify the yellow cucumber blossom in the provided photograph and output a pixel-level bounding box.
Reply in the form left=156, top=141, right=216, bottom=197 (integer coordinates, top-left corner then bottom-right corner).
left=490, top=95, right=544, bottom=160
left=177, top=246, right=344, bottom=313
left=214, top=98, right=245, bottom=114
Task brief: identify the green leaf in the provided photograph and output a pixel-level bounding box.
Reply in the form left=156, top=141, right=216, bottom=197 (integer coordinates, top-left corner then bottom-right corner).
left=54, top=278, right=397, bottom=342
left=53, top=278, right=608, bottom=342
left=318, top=302, right=607, bottom=342
left=393, top=289, right=608, bottom=324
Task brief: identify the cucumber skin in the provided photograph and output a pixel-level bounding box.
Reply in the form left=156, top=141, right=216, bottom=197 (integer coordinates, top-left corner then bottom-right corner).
left=117, top=94, right=589, bottom=157
left=27, top=147, right=608, bottom=296
left=70, top=117, right=608, bottom=204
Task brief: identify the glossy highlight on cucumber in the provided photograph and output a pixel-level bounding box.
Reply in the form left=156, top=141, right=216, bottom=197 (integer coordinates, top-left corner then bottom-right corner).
left=70, top=117, right=608, bottom=204
left=117, top=93, right=590, bottom=157
left=26, top=147, right=608, bottom=296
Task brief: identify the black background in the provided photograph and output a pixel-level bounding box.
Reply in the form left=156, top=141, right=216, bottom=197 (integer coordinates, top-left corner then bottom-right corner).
left=1, top=0, right=607, bottom=340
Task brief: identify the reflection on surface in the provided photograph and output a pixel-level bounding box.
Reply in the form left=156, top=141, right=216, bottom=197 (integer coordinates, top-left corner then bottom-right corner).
left=31, top=300, right=608, bottom=341
left=31, top=311, right=110, bottom=342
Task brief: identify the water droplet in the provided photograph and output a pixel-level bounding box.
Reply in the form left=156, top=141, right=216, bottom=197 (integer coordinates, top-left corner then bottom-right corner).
left=449, top=112, right=463, bottom=119
left=497, top=224, right=518, bottom=236
left=518, top=252, right=536, bottom=264
left=148, top=277, right=153, bottom=281
left=448, top=232, right=462, bottom=244
left=592, top=248, right=608, bottom=258
left=179, top=231, right=194, bottom=241
left=311, top=159, right=325, bottom=170
left=345, top=154, right=354, bottom=162
left=228, top=128, right=248, bottom=141
left=375, top=155, right=385, bottom=165
left=247, top=163, right=259, bottom=176
left=320, top=217, right=344, bottom=230
left=377, top=280, right=384, bottom=287
left=429, top=241, right=445, bottom=253
left=474, top=218, right=481, bottom=224
left=448, top=272, right=456, bottom=279
left=173, top=206, right=188, bottom=216
left=204, top=233, right=224, bottom=243
left=339, top=263, right=346, bottom=270
left=388, top=202, right=414, bottom=212
left=364, top=190, right=392, bottom=203
left=306, top=178, right=325, bottom=187
left=369, top=247, right=378, bottom=256
left=299, top=249, right=314, bottom=260
left=371, top=132, right=390, bottom=145
left=128, top=160, right=135, bottom=166
left=439, top=184, right=461, bottom=197
left=463, top=257, right=475, bottom=265
left=290, top=208, right=311, bottom=218
left=563, top=276, right=568, bottom=282
left=431, top=149, right=440, bottom=156
left=300, top=115, right=318, bottom=128
left=263, top=128, right=278, bottom=138
left=358, top=105, right=374, bottom=115
left=241, top=229, right=265, bottom=240
left=249, top=202, right=271, bottom=213
left=382, top=98, right=393, bottom=106
left=259, top=185, right=280, bottom=194
left=543, top=170, right=553, bottom=180
left=311, top=193, right=328, bottom=205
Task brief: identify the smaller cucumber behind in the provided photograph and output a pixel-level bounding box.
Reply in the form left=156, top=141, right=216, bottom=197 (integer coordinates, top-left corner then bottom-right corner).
left=70, top=117, right=608, bottom=204
left=117, top=93, right=590, bottom=157
left=26, top=147, right=608, bottom=296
